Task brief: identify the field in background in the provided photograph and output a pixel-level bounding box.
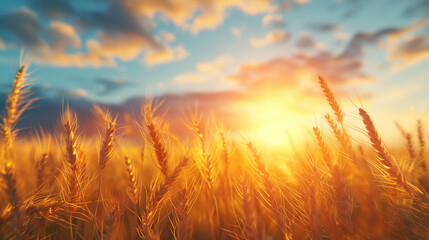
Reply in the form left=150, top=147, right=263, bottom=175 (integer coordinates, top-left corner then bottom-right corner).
left=1, top=65, right=429, bottom=240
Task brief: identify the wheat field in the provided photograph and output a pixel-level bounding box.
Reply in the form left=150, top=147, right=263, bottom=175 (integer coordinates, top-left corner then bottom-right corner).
left=1, top=65, right=429, bottom=240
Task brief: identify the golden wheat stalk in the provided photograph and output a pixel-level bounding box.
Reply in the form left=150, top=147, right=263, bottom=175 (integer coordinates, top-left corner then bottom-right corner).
left=62, top=109, right=80, bottom=202
left=359, top=108, right=425, bottom=198
left=324, top=114, right=352, bottom=151
left=417, top=120, right=426, bottom=170
left=240, top=179, right=257, bottom=240
left=124, top=156, right=138, bottom=204
left=173, top=188, right=193, bottom=240
left=37, top=153, right=48, bottom=189
left=302, top=184, right=320, bottom=240
left=331, top=165, right=353, bottom=235
left=145, top=104, right=169, bottom=177
left=247, top=141, right=292, bottom=239
left=395, top=122, right=417, bottom=160
left=1, top=65, right=37, bottom=166
left=99, top=113, right=117, bottom=170
left=61, top=108, right=97, bottom=230
left=318, top=76, right=344, bottom=124
left=1, top=162, right=25, bottom=239
left=102, top=204, right=119, bottom=240
left=146, top=157, right=189, bottom=222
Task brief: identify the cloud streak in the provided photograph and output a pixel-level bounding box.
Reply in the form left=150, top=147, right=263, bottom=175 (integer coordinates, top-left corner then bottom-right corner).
left=250, top=31, right=289, bottom=47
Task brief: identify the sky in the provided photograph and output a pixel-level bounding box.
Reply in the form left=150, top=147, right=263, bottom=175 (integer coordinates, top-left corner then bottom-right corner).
left=0, top=0, right=429, bottom=146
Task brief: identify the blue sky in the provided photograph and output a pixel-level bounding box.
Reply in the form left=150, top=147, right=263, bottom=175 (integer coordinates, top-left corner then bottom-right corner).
left=0, top=0, right=428, bottom=144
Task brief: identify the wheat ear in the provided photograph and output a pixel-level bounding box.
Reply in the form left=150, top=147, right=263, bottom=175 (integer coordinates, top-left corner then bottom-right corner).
left=37, top=153, right=48, bottom=189
left=417, top=120, right=426, bottom=171
left=395, top=122, right=416, bottom=160
left=1, top=162, right=25, bottom=239
left=318, top=76, right=344, bottom=123
left=145, top=104, right=169, bottom=177
left=359, top=108, right=424, bottom=197
left=125, top=156, right=138, bottom=204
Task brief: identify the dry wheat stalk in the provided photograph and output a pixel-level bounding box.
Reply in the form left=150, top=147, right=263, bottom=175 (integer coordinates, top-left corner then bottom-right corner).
left=395, top=122, right=416, bottom=160
left=359, top=108, right=423, bottom=197
left=318, top=76, right=344, bottom=124
left=102, top=204, right=119, bottom=240
left=145, top=104, right=169, bottom=177
left=62, top=109, right=81, bottom=202
left=313, top=126, right=333, bottom=169
left=302, top=185, right=320, bottom=240
left=324, top=114, right=352, bottom=152
left=37, top=153, right=48, bottom=189
left=417, top=120, right=426, bottom=170
left=1, top=162, right=25, bottom=239
left=99, top=114, right=117, bottom=170
left=247, top=141, right=292, bottom=239
left=240, top=179, right=257, bottom=240
left=140, top=157, right=189, bottom=240
left=124, top=156, right=138, bottom=204
left=173, top=188, right=193, bottom=240
left=331, top=165, right=353, bottom=235
left=146, top=157, right=189, bottom=222
left=1, top=65, right=37, bottom=170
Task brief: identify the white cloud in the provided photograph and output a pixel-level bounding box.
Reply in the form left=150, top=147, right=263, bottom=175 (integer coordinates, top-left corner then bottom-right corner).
left=173, top=55, right=234, bottom=84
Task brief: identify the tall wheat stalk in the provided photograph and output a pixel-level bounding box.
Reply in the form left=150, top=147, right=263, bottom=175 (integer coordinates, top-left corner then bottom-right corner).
left=359, top=108, right=425, bottom=198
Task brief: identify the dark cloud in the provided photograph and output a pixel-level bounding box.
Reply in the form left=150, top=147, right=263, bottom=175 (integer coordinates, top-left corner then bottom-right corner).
left=29, top=0, right=75, bottom=18
left=404, top=0, right=429, bottom=17
left=0, top=0, right=164, bottom=67
left=308, top=23, right=341, bottom=32
left=79, top=2, right=159, bottom=48
left=95, top=78, right=130, bottom=95
left=390, top=35, right=429, bottom=69
left=340, top=20, right=429, bottom=61
left=296, top=34, right=316, bottom=49
left=340, top=27, right=400, bottom=59
left=341, top=0, right=369, bottom=20
left=0, top=9, right=44, bottom=47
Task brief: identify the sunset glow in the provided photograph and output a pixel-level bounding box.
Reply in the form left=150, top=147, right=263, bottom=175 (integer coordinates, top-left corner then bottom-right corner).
left=1, top=1, right=429, bottom=239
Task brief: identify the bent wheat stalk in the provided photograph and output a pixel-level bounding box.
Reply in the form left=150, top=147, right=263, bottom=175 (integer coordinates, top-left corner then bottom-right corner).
left=359, top=108, right=425, bottom=198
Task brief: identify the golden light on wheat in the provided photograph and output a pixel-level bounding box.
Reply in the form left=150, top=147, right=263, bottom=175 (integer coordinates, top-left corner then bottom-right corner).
left=0, top=65, right=428, bottom=240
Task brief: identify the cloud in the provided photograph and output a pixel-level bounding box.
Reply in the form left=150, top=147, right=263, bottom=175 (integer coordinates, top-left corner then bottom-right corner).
left=250, top=31, right=289, bottom=47
left=62, top=89, right=88, bottom=97
left=173, top=73, right=206, bottom=84
left=309, top=23, right=341, bottom=32
left=339, top=20, right=429, bottom=60
left=226, top=51, right=373, bottom=92
left=404, top=0, right=429, bottom=17
left=174, top=55, right=234, bottom=84
left=0, top=0, right=276, bottom=67
left=335, top=32, right=350, bottom=41
left=127, top=0, right=273, bottom=33
left=144, top=45, right=189, bottom=66
left=230, top=27, right=243, bottom=39
left=161, top=31, right=175, bottom=43
left=296, top=0, right=310, bottom=4
left=29, top=0, right=75, bottom=18
left=296, top=33, right=316, bottom=49
left=49, top=21, right=81, bottom=50
left=197, top=56, right=234, bottom=75
left=262, top=14, right=285, bottom=28
left=390, top=36, right=429, bottom=70
left=33, top=30, right=166, bottom=67
left=0, top=8, right=44, bottom=47
left=96, top=78, right=130, bottom=96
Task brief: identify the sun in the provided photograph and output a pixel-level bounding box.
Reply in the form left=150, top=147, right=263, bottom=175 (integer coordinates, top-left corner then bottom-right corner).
left=259, top=122, right=288, bottom=146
